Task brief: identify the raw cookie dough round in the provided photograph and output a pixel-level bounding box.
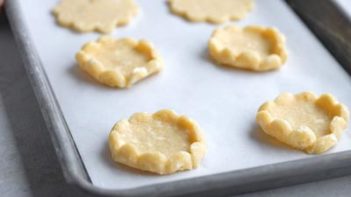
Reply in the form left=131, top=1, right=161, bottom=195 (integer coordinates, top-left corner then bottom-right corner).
left=256, top=92, right=349, bottom=154
left=53, top=0, right=138, bottom=33
left=168, top=0, right=253, bottom=23
left=108, top=109, right=206, bottom=174
left=76, top=37, right=163, bottom=88
left=209, top=25, right=287, bottom=71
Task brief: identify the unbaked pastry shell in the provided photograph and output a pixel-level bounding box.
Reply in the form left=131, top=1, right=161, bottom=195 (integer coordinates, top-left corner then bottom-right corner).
left=108, top=109, right=206, bottom=174
left=76, top=37, right=163, bottom=88
left=256, top=92, right=349, bottom=154
left=209, top=25, right=288, bottom=71
left=168, top=0, right=253, bottom=23
left=53, top=0, right=139, bottom=33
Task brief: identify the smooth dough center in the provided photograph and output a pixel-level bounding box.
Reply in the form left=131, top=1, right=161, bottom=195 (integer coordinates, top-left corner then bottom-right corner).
left=92, top=40, right=150, bottom=76
left=220, top=30, right=272, bottom=57
left=59, top=0, right=120, bottom=22
left=269, top=101, right=332, bottom=137
left=54, top=0, right=138, bottom=31
left=172, top=0, right=252, bottom=19
left=118, top=119, right=190, bottom=156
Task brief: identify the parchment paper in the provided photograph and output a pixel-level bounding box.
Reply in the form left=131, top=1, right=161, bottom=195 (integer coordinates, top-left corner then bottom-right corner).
left=17, top=0, right=351, bottom=190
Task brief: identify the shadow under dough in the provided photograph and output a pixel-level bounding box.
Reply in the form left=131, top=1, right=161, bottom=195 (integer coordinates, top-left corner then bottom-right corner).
left=67, top=64, right=107, bottom=89
left=249, top=123, right=296, bottom=152
left=101, top=141, right=160, bottom=177
left=198, top=47, right=251, bottom=74
left=201, top=47, right=278, bottom=75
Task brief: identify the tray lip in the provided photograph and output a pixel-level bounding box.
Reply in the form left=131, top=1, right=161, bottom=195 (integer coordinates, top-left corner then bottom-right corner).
left=6, top=0, right=351, bottom=196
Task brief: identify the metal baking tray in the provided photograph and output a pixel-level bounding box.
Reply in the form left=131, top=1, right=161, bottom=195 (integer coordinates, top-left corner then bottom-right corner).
left=6, top=0, right=351, bottom=196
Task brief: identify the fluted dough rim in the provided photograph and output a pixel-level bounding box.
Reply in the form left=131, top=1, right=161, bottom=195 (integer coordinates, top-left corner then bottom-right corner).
left=256, top=92, right=349, bottom=154
left=108, top=109, right=207, bottom=175
left=76, top=36, right=163, bottom=88
left=209, top=25, right=288, bottom=71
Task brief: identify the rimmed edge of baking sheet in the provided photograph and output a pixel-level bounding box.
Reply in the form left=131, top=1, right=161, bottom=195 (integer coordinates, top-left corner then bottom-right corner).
left=6, top=0, right=351, bottom=196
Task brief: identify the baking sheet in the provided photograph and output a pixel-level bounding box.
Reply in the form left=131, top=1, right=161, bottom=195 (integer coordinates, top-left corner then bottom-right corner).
left=335, top=0, right=351, bottom=17
left=16, top=0, right=351, bottom=190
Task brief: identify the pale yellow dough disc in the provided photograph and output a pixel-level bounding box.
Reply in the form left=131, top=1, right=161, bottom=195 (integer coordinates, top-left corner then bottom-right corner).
left=209, top=25, right=288, bottom=71
left=256, top=92, right=349, bottom=154
left=108, top=109, right=206, bottom=174
left=168, top=0, right=253, bottom=23
left=53, top=0, right=138, bottom=33
left=76, top=37, right=163, bottom=88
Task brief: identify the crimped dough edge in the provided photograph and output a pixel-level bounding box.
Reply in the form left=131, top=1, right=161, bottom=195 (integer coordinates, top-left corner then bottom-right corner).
left=256, top=92, right=349, bottom=154
left=108, top=109, right=207, bottom=174
left=76, top=36, right=163, bottom=88
left=209, top=25, right=288, bottom=71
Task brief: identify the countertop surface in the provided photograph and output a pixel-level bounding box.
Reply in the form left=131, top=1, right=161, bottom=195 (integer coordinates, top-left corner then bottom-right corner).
left=1, top=1, right=351, bottom=196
